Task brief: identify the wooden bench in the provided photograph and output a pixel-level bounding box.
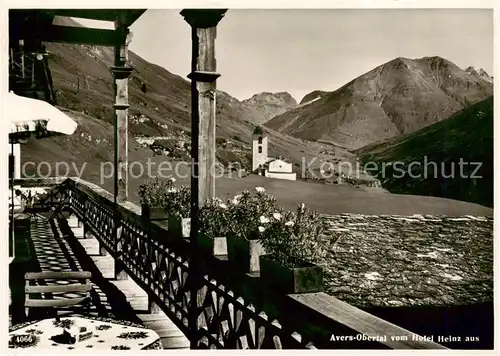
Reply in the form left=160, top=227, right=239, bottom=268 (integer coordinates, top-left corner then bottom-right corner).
left=25, top=271, right=93, bottom=320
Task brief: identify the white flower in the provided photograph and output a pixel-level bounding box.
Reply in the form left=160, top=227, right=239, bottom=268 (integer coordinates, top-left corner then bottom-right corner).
left=273, top=212, right=282, bottom=220
left=167, top=188, right=177, bottom=193
left=231, top=198, right=240, bottom=205
left=234, top=194, right=242, bottom=200
left=170, top=177, right=177, bottom=182
left=300, top=203, right=305, bottom=211
left=259, top=216, right=270, bottom=224
left=258, top=226, right=266, bottom=233
left=219, top=203, right=228, bottom=209
left=255, top=187, right=265, bottom=193
left=285, top=221, right=295, bottom=227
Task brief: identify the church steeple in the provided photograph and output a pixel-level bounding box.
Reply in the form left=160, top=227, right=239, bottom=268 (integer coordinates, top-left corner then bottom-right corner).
left=252, top=126, right=268, bottom=172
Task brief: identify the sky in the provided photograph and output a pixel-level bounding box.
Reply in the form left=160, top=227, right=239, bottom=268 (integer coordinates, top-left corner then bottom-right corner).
left=75, top=9, right=493, bottom=103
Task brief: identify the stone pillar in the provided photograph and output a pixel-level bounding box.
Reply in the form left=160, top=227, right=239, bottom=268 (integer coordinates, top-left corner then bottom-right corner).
left=111, top=15, right=133, bottom=203
left=181, top=9, right=226, bottom=350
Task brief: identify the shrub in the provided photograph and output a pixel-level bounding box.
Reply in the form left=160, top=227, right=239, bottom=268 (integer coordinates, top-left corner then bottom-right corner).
left=198, top=198, right=231, bottom=237
left=138, top=177, right=191, bottom=218
left=138, top=177, right=172, bottom=207
left=260, top=204, right=329, bottom=267
left=138, top=181, right=329, bottom=267
left=227, top=187, right=280, bottom=240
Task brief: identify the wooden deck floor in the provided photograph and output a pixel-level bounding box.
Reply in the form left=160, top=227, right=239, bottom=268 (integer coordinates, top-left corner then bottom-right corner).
left=10, top=215, right=189, bottom=350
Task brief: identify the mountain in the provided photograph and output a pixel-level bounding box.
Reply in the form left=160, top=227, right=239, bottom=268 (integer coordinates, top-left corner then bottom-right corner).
left=357, top=96, right=493, bottom=208
left=465, top=66, right=493, bottom=84
left=241, top=92, right=297, bottom=124
left=265, top=56, right=493, bottom=149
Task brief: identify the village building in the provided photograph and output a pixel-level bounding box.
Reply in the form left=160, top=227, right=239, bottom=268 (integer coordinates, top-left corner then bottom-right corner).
left=252, top=126, right=296, bottom=181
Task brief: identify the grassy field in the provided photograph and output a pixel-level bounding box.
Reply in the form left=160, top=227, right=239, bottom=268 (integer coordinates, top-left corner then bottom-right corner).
left=97, top=165, right=493, bottom=217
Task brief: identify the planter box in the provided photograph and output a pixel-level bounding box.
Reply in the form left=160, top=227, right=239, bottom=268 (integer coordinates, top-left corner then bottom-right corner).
left=168, top=217, right=191, bottom=239
left=226, top=232, right=266, bottom=273
left=259, top=255, right=323, bottom=294
left=141, top=204, right=169, bottom=222
left=197, top=233, right=227, bottom=256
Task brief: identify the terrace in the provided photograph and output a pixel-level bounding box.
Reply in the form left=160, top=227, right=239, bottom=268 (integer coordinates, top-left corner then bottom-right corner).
left=8, top=9, right=492, bottom=350
left=10, top=177, right=457, bottom=349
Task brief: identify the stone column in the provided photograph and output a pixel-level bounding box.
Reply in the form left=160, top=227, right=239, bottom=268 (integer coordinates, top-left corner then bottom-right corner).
left=181, top=9, right=226, bottom=349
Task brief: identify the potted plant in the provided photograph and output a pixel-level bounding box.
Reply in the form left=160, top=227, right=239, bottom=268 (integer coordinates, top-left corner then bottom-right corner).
left=197, top=198, right=230, bottom=256
left=165, top=185, right=191, bottom=239
left=226, top=187, right=279, bottom=273
left=259, top=204, right=328, bottom=294
left=138, top=178, right=172, bottom=222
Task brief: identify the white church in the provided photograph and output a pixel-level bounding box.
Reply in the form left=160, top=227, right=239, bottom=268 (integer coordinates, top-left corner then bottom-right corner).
left=252, top=126, right=296, bottom=181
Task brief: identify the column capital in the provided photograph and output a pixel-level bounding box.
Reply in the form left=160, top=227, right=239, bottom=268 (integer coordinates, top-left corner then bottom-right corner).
left=187, top=70, right=221, bottom=83
left=180, top=9, right=227, bottom=28
left=110, top=66, right=134, bottom=79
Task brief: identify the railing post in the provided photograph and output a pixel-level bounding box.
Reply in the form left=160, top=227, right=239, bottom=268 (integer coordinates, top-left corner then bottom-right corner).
left=19, top=39, right=25, bottom=79
left=83, top=224, right=94, bottom=239
left=114, top=214, right=128, bottom=280
left=181, top=8, right=227, bottom=349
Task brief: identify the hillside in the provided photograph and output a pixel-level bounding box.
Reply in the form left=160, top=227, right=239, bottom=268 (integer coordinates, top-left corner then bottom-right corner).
left=265, top=56, right=493, bottom=149
left=18, top=17, right=495, bottom=217
left=20, top=16, right=384, bottom=189
left=241, top=92, right=297, bottom=124
left=299, top=90, right=329, bottom=105
left=357, top=96, right=493, bottom=208
left=43, top=17, right=336, bottom=173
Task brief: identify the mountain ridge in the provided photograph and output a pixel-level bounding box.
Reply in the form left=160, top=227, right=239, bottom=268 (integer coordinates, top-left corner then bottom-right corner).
left=241, top=91, right=298, bottom=124
left=265, top=56, right=493, bottom=149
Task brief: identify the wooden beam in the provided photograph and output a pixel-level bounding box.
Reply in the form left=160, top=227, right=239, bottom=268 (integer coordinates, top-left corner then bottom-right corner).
left=111, top=13, right=133, bottom=203
left=288, top=293, right=448, bottom=349
left=54, top=9, right=146, bottom=26
left=43, top=25, right=116, bottom=46
left=182, top=9, right=227, bottom=206
left=55, top=9, right=120, bottom=22
left=181, top=8, right=227, bottom=350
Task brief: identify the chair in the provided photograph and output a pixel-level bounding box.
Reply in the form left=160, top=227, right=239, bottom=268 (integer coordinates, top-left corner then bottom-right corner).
left=24, top=271, right=93, bottom=320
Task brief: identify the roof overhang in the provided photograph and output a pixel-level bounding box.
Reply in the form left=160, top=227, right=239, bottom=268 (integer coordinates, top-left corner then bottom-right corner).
left=9, top=9, right=146, bottom=48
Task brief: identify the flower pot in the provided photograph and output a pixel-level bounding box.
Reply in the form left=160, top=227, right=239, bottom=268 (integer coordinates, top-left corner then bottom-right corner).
left=141, top=204, right=169, bottom=222
left=197, top=233, right=227, bottom=256
left=259, top=255, right=323, bottom=294
left=226, top=232, right=266, bottom=273
left=168, top=217, right=191, bottom=239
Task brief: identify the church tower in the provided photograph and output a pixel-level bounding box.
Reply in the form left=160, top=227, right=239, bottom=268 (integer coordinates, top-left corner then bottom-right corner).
left=252, top=126, right=268, bottom=172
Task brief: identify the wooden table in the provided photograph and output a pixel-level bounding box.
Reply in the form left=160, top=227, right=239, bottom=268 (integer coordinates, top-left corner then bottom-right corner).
left=9, top=316, right=162, bottom=350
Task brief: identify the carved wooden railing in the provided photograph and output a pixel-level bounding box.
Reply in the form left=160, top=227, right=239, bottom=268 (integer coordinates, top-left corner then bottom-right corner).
left=17, top=177, right=448, bottom=350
